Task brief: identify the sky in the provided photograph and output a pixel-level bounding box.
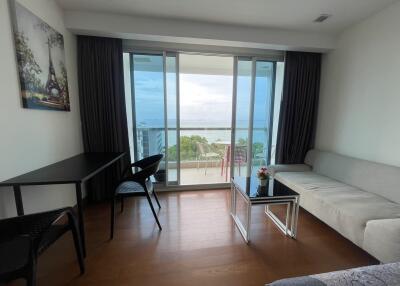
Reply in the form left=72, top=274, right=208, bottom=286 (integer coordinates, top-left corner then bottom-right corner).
left=128, top=54, right=273, bottom=128
left=123, top=53, right=283, bottom=147
left=179, top=73, right=233, bottom=127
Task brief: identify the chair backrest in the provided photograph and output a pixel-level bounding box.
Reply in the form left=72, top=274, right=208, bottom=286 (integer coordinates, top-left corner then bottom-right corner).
left=196, top=142, right=207, bottom=155
left=234, top=146, right=247, bottom=162
left=134, top=154, right=163, bottom=182
left=0, top=208, right=68, bottom=242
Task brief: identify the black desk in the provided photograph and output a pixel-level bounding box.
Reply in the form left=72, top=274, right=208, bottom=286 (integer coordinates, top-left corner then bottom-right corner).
left=0, top=152, right=125, bottom=256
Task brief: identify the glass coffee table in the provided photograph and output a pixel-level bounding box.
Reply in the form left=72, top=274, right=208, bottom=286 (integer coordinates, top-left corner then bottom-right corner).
left=231, top=176, right=300, bottom=243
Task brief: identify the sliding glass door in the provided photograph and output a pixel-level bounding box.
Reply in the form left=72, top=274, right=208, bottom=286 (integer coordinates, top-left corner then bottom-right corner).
left=231, top=57, right=277, bottom=178
left=165, top=53, right=179, bottom=185
left=131, top=53, right=165, bottom=164
left=233, top=58, right=252, bottom=178
left=251, top=61, right=275, bottom=175
left=124, top=52, right=179, bottom=186
left=179, top=54, right=233, bottom=185
left=123, top=50, right=283, bottom=188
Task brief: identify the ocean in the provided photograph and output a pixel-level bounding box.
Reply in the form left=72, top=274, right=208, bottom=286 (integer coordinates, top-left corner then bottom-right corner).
left=137, top=119, right=269, bottom=146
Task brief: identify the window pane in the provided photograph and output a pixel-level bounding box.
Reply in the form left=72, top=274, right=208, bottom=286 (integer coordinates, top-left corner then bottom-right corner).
left=179, top=54, right=233, bottom=185
left=251, top=61, right=274, bottom=176
left=133, top=54, right=165, bottom=162
left=166, top=55, right=178, bottom=183
left=234, top=59, right=252, bottom=177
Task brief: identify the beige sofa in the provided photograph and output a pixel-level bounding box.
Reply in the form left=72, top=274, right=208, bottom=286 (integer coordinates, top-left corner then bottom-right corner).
left=269, top=149, right=400, bottom=263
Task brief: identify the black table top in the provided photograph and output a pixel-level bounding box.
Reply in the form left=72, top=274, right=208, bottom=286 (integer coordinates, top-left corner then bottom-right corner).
left=232, top=176, right=299, bottom=201
left=0, top=152, right=125, bottom=187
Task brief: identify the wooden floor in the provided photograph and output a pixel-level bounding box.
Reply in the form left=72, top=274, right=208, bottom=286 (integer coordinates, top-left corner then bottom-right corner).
left=10, top=189, right=377, bottom=286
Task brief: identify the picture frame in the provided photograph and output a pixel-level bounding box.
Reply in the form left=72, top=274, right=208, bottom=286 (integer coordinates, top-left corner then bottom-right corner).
left=9, top=0, right=70, bottom=111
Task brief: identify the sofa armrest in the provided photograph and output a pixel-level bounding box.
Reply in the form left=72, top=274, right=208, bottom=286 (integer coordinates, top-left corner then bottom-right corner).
left=363, top=218, right=400, bottom=263
left=268, top=164, right=311, bottom=176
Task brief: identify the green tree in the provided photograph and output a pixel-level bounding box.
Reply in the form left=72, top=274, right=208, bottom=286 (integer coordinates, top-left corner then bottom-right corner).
left=235, top=138, right=264, bottom=158
left=253, top=143, right=264, bottom=157
left=57, top=61, right=69, bottom=106
left=36, top=21, right=64, bottom=49
left=168, top=145, right=177, bottom=161
left=14, top=32, right=42, bottom=93
left=180, top=135, right=208, bottom=161
left=167, top=135, right=209, bottom=161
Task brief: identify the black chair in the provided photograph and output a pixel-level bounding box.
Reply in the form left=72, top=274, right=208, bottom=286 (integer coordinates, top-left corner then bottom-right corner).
left=0, top=207, right=85, bottom=286
left=110, top=154, right=164, bottom=239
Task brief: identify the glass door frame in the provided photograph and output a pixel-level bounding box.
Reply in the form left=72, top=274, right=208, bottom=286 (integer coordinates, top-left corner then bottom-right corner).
left=129, top=50, right=180, bottom=187
left=163, top=51, right=181, bottom=186
left=130, top=50, right=164, bottom=166
left=230, top=56, right=277, bottom=179
left=126, top=49, right=280, bottom=191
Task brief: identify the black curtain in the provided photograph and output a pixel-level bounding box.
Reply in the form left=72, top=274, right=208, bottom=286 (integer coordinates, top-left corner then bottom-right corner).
left=275, top=51, right=321, bottom=164
left=77, top=36, right=131, bottom=201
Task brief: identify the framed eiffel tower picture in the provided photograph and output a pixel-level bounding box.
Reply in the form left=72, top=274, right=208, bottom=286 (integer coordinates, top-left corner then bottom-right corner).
left=9, top=0, right=70, bottom=111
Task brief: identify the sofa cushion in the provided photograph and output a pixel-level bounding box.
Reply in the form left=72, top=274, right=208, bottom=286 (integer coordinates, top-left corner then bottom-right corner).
left=268, top=164, right=311, bottom=176
left=364, top=218, right=400, bottom=263
left=276, top=171, right=400, bottom=247
left=304, top=149, right=400, bottom=204
left=304, top=188, right=400, bottom=247
left=275, top=172, right=350, bottom=196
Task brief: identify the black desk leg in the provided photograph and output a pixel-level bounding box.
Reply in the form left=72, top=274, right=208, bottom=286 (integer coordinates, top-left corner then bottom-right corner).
left=75, top=183, right=86, bottom=257
left=13, top=185, right=24, bottom=216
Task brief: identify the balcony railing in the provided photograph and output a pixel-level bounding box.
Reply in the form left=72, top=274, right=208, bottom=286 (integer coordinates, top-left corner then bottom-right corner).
left=134, top=127, right=269, bottom=166
left=132, top=127, right=272, bottom=185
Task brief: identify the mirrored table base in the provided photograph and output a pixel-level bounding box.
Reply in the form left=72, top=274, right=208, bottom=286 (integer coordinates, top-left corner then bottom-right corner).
left=230, top=182, right=300, bottom=243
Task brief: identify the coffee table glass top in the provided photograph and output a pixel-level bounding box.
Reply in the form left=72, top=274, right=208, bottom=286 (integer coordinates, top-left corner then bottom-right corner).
left=232, top=176, right=299, bottom=200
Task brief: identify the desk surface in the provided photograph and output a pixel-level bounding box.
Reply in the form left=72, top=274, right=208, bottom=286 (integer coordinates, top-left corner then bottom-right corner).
left=0, top=152, right=125, bottom=187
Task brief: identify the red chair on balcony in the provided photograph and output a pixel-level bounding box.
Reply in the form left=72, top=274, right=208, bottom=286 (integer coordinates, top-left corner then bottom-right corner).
left=221, top=145, right=247, bottom=181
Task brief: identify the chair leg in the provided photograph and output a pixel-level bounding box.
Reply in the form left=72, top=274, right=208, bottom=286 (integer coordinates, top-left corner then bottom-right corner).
left=144, top=189, right=162, bottom=230
left=225, top=159, right=229, bottom=182
left=153, top=189, right=161, bottom=209
left=220, top=157, right=224, bottom=176
left=120, top=196, right=124, bottom=213
left=69, top=214, right=85, bottom=274
left=110, top=197, right=116, bottom=239
left=26, top=256, right=37, bottom=286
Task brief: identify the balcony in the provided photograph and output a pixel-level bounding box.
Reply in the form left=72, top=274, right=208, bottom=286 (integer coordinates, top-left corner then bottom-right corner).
left=169, top=161, right=229, bottom=185
left=134, top=127, right=272, bottom=186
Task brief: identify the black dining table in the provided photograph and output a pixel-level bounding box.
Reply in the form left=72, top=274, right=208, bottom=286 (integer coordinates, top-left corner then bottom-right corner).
left=0, top=152, right=125, bottom=256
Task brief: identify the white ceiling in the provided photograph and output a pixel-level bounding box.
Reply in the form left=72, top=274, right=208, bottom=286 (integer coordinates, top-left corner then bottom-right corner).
left=56, top=0, right=396, bottom=34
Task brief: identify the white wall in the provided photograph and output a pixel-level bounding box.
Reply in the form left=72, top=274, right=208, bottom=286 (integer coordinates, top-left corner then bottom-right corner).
left=64, top=11, right=336, bottom=53
left=0, top=0, right=83, bottom=218
left=316, top=0, right=400, bottom=167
